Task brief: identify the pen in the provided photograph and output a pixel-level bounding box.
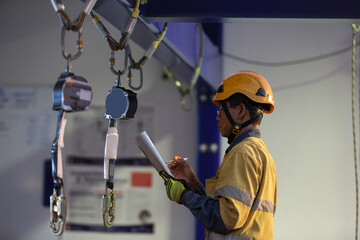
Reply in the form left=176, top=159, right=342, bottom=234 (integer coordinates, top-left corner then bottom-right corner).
left=165, top=157, right=188, bottom=164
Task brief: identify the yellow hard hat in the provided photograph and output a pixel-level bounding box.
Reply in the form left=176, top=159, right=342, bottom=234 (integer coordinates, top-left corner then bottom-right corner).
left=213, top=71, right=274, bottom=114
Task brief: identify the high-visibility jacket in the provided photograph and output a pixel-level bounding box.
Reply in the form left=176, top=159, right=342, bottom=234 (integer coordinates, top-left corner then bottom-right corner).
left=205, top=129, right=277, bottom=240
left=181, top=129, right=277, bottom=240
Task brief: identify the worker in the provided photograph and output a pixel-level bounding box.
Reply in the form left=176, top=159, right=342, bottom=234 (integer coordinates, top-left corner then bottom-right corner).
left=160, top=71, right=277, bottom=240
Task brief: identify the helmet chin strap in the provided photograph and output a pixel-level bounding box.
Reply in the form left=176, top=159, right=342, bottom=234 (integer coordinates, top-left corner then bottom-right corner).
left=221, top=102, right=259, bottom=144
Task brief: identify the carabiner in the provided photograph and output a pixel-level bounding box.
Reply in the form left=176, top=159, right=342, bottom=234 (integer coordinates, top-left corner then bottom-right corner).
left=127, top=65, right=143, bottom=90
left=109, top=46, right=129, bottom=77
left=102, top=186, right=116, bottom=228
left=180, top=93, right=194, bottom=112
left=50, top=187, right=67, bottom=235
left=61, top=26, right=83, bottom=62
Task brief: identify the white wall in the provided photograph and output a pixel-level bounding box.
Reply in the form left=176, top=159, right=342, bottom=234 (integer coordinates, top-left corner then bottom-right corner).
left=223, top=22, right=357, bottom=239
left=0, top=1, right=197, bottom=240
left=1, top=1, right=357, bottom=239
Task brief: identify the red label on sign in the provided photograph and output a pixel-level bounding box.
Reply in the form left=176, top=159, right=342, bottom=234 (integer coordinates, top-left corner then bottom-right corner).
left=131, top=172, right=152, bottom=187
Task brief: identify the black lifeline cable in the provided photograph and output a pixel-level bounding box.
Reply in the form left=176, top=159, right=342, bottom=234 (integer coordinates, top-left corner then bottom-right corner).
left=352, top=24, right=360, bottom=240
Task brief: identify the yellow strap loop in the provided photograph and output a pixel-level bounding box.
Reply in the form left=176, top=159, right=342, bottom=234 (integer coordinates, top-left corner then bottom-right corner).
left=165, top=23, right=204, bottom=111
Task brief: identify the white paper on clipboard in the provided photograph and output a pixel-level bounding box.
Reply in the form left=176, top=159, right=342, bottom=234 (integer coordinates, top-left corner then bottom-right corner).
left=135, top=131, right=173, bottom=176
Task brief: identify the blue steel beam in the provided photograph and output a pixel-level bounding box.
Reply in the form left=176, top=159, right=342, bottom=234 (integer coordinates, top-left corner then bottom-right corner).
left=139, top=0, right=360, bottom=22
left=196, top=79, right=220, bottom=240
left=86, top=0, right=222, bottom=90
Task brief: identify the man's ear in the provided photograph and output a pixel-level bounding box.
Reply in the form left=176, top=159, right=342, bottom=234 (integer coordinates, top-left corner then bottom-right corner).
left=236, top=103, right=246, bottom=121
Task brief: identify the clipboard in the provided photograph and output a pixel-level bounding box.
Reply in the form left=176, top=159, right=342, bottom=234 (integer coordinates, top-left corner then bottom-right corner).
left=135, top=131, right=173, bottom=177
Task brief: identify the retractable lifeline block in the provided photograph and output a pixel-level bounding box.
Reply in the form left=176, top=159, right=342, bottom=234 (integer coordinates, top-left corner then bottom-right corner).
left=49, top=0, right=96, bottom=235
left=50, top=71, right=92, bottom=235
left=105, top=86, right=137, bottom=119
left=102, top=49, right=138, bottom=228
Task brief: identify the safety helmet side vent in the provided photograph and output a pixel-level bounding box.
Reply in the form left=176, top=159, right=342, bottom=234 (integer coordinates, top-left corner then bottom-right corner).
left=213, top=71, right=274, bottom=114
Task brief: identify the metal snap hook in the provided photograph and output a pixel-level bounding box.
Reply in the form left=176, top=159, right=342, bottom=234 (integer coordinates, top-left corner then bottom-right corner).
left=102, top=186, right=116, bottom=228
left=50, top=188, right=67, bottom=235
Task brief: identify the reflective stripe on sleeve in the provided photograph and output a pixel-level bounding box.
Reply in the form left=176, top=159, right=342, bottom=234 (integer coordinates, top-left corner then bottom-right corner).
left=215, top=186, right=275, bottom=214
left=207, top=231, right=254, bottom=240
left=251, top=198, right=276, bottom=214
left=215, top=185, right=253, bottom=207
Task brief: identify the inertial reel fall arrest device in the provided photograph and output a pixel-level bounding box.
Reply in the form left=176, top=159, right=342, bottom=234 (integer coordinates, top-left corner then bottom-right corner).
left=50, top=42, right=92, bottom=234
left=102, top=48, right=137, bottom=228
left=50, top=41, right=92, bottom=235
left=49, top=0, right=96, bottom=235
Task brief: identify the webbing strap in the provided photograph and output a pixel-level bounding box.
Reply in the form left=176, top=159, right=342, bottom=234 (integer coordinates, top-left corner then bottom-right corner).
left=221, top=102, right=260, bottom=144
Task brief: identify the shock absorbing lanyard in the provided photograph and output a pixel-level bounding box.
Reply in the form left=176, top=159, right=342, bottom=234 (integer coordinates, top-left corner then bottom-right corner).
left=102, top=49, right=138, bottom=228
left=49, top=0, right=96, bottom=235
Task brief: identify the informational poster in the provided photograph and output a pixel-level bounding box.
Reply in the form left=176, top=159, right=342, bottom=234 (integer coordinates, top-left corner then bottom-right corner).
left=0, top=87, right=57, bottom=170
left=61, top=102, right=164, bottom=237
left=65, top=157, right=157, bottom=233
left=65, top=105, right=156, bottom=158
left=0, top=87, right=170, bottom=240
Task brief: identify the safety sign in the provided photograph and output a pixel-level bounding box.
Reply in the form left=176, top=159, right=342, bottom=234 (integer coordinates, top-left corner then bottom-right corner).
left=65, top=157, right=156, bottom=233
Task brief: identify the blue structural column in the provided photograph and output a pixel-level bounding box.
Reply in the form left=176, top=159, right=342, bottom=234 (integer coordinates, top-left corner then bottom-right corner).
left=196, top=79, right=220, bottom=240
